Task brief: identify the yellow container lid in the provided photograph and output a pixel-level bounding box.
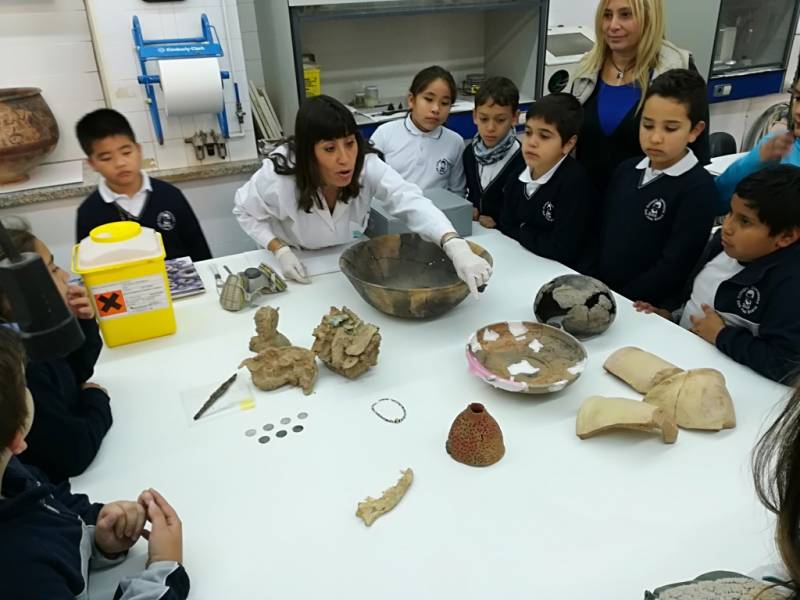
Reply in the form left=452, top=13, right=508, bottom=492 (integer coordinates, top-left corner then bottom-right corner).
left=73, top=223, right=164, bottom=273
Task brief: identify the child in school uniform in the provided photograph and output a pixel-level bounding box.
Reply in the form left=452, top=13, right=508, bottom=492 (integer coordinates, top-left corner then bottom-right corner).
left=463, top=76, right=525, bottom=229
left=0, top=328, right=189, bottom=599
left=370, top=65, right=466, bottom=195
left=497, top=93, right=593, bottom=270
left=0, top=222, right=111, bottom=483
left=75, top=109, right=212, bottom=262
left=588, top=69, right=716, bottom=306
left=635, top=166, right=800, bottom=384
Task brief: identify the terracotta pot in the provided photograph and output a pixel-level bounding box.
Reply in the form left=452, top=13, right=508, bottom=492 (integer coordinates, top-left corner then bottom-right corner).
left=0, top=88, right=59, bottom=184
left=446, top=403, right=505, bottom=467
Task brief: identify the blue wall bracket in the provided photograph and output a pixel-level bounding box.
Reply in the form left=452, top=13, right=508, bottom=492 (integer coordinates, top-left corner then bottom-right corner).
left=132, top=13, right=230, bottom=144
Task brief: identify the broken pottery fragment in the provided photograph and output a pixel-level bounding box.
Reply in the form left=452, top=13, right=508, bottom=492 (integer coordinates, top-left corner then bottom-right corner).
left=311, top=306, right=380, bottom=379
left=356, top=468, right=414, bottom=527
left=644, top=368, right=736, bottom=431
left=534, top=275, right=617, bottom=338
left=239, top=346, right=317, bottom=395
left=446, top=403, right=505, bottom=466
left=249, top=306, right=291, bottom=352
left=603, top=347, right=683, bottom=394
left=576, top=396, right=678, bottom=444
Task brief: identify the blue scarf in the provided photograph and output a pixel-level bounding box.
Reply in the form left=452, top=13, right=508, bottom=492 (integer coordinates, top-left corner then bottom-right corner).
left=472, top=129, right=518, bottom=166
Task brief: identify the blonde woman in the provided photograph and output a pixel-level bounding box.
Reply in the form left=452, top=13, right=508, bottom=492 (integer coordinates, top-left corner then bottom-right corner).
left=572, top=0, right=710, bottom=194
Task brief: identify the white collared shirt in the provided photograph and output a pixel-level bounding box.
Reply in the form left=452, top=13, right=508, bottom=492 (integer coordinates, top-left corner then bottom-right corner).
left=98, top=171, right=152, bottom=218
left=518, top=155, right=567, bottom=197
left=479, top=139, right=521, bottom=190
left=370, top=114, right=466, bottom=196
left=635, top=149, right=698, bottom=186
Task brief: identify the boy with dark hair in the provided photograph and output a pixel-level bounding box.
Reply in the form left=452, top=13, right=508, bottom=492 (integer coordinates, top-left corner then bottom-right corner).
left=463, top=76, right=525, bottom=228
left=588, top=68, right=715, bottom=306
left=0, top=327, right=190, bottom=599
left=636, top=165, right=800, bottom=383
left=75, top=108, right=212, bottom=262
left=498, top=92, right=594, bottom=269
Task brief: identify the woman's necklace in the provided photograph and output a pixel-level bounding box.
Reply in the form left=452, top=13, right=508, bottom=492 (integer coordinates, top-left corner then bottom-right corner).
left=609, top=56, right=634, bottom=83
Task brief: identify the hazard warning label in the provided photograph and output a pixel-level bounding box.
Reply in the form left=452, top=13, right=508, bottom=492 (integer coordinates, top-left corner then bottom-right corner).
left=91, top=275, right=169, bottom=321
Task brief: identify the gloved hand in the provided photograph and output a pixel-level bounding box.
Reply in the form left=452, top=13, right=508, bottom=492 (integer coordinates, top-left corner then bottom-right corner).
left=274, top=246, right=311, bottom=283
left=443, top=237, right=492, bottom=299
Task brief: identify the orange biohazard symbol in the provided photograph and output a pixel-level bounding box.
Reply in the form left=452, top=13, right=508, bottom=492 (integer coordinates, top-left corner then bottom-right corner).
left=95, top=290, right=127, bottom=316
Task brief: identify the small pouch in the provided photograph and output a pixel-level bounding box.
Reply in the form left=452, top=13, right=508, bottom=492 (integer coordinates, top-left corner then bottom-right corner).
left=218, top=264, right=287, bottom=312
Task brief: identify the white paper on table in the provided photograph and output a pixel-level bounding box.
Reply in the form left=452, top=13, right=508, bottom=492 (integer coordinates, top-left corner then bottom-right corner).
left=240, top=241, right=357, bottom=279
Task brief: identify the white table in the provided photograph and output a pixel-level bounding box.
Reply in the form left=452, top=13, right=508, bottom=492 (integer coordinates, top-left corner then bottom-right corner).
left=79, top=227, right=789, bottom=600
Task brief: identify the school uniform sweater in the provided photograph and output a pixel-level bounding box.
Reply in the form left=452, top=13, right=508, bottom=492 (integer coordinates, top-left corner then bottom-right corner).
left=20, top=318, right=112, bottom=483
left=590, top=156, right=716, bottom=306
left=0, top=458, right=190, bottom=600
left=679, top=230, right=800, bottom=383
left=76, top=178, right=212, bottom=262
left=463, top=142, right=525, bottom=222
left=498, top=156, right=593, bottom=270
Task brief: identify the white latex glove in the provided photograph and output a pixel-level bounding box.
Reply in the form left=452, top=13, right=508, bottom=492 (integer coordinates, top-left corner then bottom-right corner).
left=274, top=246, right=311, bottom=283
left=443, top=237, right=492, bottom=300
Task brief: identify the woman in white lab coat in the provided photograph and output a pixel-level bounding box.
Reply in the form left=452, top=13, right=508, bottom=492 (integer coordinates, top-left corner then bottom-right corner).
left=233, top=95, right=491, bottom=296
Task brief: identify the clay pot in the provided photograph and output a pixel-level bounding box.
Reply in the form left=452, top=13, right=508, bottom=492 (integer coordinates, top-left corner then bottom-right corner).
left=0, top=88, right=60, bottom=184
left=446, top=403, right=505, bottom=467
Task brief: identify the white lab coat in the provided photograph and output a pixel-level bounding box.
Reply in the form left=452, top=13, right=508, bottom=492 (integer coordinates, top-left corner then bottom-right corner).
left=233, top=145, right=455, bottom=250
left=370, top=115, right=466, bottom=196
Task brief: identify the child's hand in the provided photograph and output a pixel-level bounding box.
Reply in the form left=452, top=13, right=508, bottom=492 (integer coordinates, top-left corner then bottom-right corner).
left=66, top=285, right=94, bottom=320
left=472, top=207, right=479, bottom=221
left=689, top=304, right=725, bottom=344
left=633, top=301, right=672, bottom=320
left=759, top=131, right=795, bottom=162
left=138, top=488, right=183, bottom=566
left=95, top=500, right=147, bottom=556
left=478, top=215, right=496, bottom=229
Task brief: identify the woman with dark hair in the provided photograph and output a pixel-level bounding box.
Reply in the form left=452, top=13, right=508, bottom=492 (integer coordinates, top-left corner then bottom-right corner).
left=234, top=95, right=491, bottom=295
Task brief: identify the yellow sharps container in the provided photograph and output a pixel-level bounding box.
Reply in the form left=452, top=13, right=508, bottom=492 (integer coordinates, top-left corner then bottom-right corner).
left=72, top=222, right=176, bottom=347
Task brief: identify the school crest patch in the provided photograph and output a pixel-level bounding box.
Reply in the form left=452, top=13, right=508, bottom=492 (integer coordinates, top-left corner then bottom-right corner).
left=542, top=201, right=555, bottom=222
left=737, top=286, right=761, bottom=315
left=156, top=210, right=176, bottom=231
left=644, top=198, right=666, bottom=222
left=435, top=158, right=450, bottom=175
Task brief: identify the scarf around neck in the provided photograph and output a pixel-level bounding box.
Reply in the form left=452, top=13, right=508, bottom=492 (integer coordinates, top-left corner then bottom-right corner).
left=472, top=129, right=518, bottom=166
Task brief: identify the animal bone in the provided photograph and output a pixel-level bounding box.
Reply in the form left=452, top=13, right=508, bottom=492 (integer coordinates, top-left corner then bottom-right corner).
left=576, top=396, right=678, bottom=443
left=239, top=346, right=317, bottom=395
left=356, top=468, right=414, bottom=527
left=603, top=347, right=683, bottom=393
left=312, top=306, right=381, bottom=379
left=249, top=306, right=291, bottom=352
left=644, top=368, right=736, bottom=431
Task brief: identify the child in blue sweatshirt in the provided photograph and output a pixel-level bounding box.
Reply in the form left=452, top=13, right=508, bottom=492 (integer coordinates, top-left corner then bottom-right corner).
left=588, top=69, right=716, bottom=306
left=0, top=327, right=189, bottom=599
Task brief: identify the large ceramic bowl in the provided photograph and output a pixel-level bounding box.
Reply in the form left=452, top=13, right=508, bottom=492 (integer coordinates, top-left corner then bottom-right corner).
left=0, top=88, right=59, bottom=184
left=339, top=233, right=492, bottom=319
left=466, top=321, right=587, bottom=394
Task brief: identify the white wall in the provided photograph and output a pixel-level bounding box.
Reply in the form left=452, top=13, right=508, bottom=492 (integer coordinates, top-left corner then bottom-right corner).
left=84, top=0, right=257, bottom=171
left=0, top=0, right=105, bottom=164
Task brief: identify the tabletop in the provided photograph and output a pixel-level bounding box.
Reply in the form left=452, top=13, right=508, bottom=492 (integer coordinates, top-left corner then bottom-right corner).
left=78, top=226, right=790, bottom=600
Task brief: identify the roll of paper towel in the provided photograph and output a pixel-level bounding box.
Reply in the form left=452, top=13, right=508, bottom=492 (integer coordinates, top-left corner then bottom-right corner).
left=158, top=57, right=224, bottom=116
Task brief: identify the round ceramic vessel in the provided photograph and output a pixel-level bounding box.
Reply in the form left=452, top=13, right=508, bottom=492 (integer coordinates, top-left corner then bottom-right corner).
left=533, top=274, right=616, bottom=339
left=0, top=88, right=59, bottom=184
left=339, top=233, right=493, bottom=319
left=466, top=321, right=587, bottom=394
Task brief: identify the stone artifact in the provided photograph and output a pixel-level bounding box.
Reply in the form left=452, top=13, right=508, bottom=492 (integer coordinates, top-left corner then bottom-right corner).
left=466, top=321, right=587, bottom=394
left=534, top=275, right=616, bottom=338
left=356, top=468, right=414, bottom=527
left=0, top=88, right=59, bottom=184
left=644, top=368, right=736, bottom=431
left=312, top=306, right=380, bottom=379
left=339, top=233, right=492, bottom=319
left=446, top=403, right=505, bottom=466
left=249, top=306, right=291, bottom=352
left=576, top=396, right=678, bottom=444
left=603, top=347, right=683, bottom=394
left=239, top=347, right=317, bottom=395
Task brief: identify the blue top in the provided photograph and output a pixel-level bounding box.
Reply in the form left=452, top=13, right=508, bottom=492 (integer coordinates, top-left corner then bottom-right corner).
left=714, top=133, right=800, bottom=216
left=597, top=81, right=641, bottom=136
